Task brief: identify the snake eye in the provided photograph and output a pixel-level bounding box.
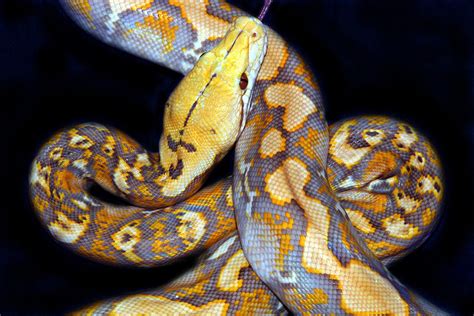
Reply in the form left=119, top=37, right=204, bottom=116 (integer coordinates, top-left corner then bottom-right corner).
left=240, top=73, right=249, bottom=90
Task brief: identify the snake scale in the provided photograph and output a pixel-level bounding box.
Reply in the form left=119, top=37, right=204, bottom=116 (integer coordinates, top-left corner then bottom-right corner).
left=29, top=0, right=445, bottom=314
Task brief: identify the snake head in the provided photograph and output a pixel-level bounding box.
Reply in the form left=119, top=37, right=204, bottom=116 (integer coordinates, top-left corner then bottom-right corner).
left=164, top=16, right=267, bottom=156
left=213, top=16, right=268, bottom=135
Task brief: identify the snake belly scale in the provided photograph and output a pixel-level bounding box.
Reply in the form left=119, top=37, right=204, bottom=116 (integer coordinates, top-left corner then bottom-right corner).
left=29, top=0, right=444, bottom=314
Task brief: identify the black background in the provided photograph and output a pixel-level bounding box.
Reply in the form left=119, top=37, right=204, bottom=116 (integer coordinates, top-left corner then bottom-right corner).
left=1, top=0, right=473, bottom=314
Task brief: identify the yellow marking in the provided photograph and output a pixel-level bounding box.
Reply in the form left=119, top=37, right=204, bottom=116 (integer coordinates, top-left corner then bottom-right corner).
left=48, top=212, right=90, bottom=244
left=113, top=158, right=131, bottom=193
left=49, top=147, right=63, bottom=161
left=392, top=124, right=418, bottom=152
left=366, top=240, right=406, bottom=259
left=394, top=189, right=421, bottom=215
left=259, top=127, right=286, bottom=158
left=345, top=209, right=376, bottom=234
left=133, top=153, right=152, bottom=180
left=101, top=135, right=116, bottom=157
left=53, top=155, right=70, bottom=168
left=264, top=83, right=316, bottom=132
left=108, top=295, right=229, bottom=315
left=362, top=128, right=386, bottom=144
left=208, top=235, right=237, bottom=261
left=111, top=221, right=142, bottom=263
left=30, top=162, right=52, bottom=197
left=422, top=208, right=437, bottom=226
left=217, top=249, right=249, bottom=291
left=264, top=165, right=293, bottom=206
left=329, top=120, right=384, bottom=168
left=382, top=214, right=420, bottom=240
left=176, top=211, right=207, bottom=251
left=339, top=260, right=409, bottom=314
left=225, top=184, right=233, bottom=207
left=72, top=159, right=88, bottom=172
left=409, top=152, right=426, bottom=170
left=112, top=154, right=149, bottom=193
left=137, top=184, right=152, bottom=196
left=69, top=131, right=94, bottom=149
left=416, top=175, right=443, bottom=201
left=71, top=199, right=89, bottom=211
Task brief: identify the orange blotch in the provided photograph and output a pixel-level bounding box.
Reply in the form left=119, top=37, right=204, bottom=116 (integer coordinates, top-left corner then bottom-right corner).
left=363, top=151, right=397, bottom=183
left=299, top=288, right=329, bottom=308
left=134, top=11, right=179, bottom=54
left=295, top=127, right=325, bottom=165
left=54, top=169, right=82, bottom=194
left=352, top=193, right=388, bottom=213
left=236, top=289, right=273, bottom=315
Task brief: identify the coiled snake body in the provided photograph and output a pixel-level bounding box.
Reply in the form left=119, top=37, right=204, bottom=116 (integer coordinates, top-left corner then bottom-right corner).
left=30, top=1, right=445, bottom=314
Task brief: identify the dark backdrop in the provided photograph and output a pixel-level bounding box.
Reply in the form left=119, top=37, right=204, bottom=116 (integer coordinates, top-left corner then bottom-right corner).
left=1, top=0, right=473, bottom=314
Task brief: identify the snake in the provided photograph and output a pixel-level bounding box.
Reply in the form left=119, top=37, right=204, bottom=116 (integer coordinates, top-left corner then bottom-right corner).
left=29, top=0, right=445, bottom=314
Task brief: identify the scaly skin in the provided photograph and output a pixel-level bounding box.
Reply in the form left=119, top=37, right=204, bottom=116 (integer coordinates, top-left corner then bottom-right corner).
left=30, top=0, right=444, bottom=314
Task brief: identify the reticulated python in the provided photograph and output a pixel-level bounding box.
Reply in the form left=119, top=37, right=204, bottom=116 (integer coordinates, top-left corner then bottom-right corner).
left=29, top=0, right=445, bottom=314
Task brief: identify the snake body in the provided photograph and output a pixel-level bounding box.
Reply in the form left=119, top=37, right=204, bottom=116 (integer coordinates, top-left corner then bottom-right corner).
left=30, top=0, right=444, bottom=314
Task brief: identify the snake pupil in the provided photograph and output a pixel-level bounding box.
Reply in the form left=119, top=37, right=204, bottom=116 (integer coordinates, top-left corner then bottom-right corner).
left=240, top=73, right=249, bottom=89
